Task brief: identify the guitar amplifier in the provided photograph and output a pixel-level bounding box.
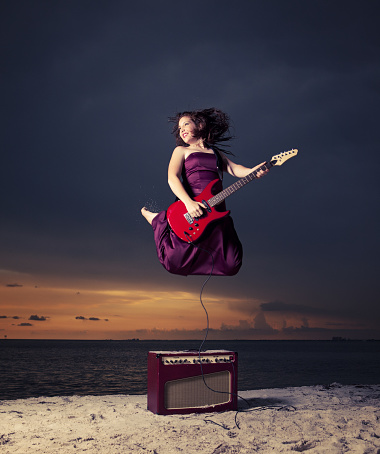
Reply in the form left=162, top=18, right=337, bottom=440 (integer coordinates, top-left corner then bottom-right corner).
left=147, top=350, right=238, bottom=415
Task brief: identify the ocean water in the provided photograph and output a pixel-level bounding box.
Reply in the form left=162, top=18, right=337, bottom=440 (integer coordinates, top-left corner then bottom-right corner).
left=0, top=339, right=379, bottom=400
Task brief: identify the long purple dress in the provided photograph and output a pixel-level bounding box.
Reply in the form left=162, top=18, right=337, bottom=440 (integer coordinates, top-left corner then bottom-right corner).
left=151, top=152, right=242, bottom=276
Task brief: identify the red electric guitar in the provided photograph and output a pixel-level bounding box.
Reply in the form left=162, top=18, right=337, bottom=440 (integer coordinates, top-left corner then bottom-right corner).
left=167, top=149, right=298, bottom=243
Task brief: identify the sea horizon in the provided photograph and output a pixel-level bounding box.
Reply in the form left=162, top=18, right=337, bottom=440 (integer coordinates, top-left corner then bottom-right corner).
left=2, top=337, right=379, bottom=342
left=1, top=338, right=379, bottom=401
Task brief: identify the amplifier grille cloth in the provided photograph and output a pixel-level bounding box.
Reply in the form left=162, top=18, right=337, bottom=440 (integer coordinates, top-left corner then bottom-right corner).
left=164, top=370, right=231, bottom=409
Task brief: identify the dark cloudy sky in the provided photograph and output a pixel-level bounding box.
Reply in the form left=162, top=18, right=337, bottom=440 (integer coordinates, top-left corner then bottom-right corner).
left=1, top=0, right=379, bottom=340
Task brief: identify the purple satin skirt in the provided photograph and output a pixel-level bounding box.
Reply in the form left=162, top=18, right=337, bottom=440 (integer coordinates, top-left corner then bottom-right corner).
left=152, top=211, right=242, bottom=276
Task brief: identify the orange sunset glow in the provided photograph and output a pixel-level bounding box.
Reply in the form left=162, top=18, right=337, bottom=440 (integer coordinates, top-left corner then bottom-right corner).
left=1, top=268, right=377, bottom=341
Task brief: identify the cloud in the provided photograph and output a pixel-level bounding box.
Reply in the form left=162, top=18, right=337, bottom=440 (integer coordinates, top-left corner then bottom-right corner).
left=29, top=315, right=48, bottom=321
left=0, top=315, right=21, bottom=319
left=221, top=320, right=253, bottom=331
left=282, top=325, right=329, bottom=334
left=18, top=323, right=33, bottom=326
left=5, top=283, right=23, bottom=287
left=226, top=299, right=262, bottom=316
left=114, top=321, right=379, bottom=340
left=75, top=316, right=108, bottom=321
left=260, top=301, right=325, bottom=315
left=220, top=312, right=277, bottom=335
left=253, top=312, right=275, bottom=331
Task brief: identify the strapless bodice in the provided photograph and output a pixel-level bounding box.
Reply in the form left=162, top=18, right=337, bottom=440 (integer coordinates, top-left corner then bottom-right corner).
left=183, top=152, right=222, bottom=196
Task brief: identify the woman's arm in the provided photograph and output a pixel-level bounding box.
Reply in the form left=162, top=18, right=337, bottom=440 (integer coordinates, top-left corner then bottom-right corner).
left=168, top=147, right=205, bottom=218
left=222, top=154, right=268, bottom=178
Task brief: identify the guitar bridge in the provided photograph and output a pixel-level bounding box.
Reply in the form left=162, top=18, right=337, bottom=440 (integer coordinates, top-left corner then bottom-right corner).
left=184, top=213, right=194, bottom=224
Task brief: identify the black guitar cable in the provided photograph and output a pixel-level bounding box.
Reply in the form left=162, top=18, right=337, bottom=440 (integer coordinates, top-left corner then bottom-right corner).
left=188, top=240, right=295, bottom=430
left=187, top=241, right=244, bottom=424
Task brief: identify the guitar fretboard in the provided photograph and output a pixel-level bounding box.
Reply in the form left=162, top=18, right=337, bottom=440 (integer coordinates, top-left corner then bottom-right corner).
left=208, top=162, right=273, bottom=207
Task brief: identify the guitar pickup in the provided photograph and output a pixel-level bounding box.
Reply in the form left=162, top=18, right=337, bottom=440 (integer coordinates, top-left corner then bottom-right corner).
left=184, top=213, right=194, bottom=224
left=202, top=200, right=212, bottom=213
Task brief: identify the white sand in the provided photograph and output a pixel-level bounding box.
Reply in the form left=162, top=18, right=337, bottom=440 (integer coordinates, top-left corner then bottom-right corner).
left=1, top=384, right=379, bottom=453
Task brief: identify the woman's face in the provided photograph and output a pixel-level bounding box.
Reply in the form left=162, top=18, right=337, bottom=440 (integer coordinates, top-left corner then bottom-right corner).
left=178, top=116, right=197, bottom=144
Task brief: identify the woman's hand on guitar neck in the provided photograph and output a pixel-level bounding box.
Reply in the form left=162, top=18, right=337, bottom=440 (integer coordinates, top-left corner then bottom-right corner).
left=252, top=161, right=270, bottom=178
left=185, top=200, right=206, bottom=219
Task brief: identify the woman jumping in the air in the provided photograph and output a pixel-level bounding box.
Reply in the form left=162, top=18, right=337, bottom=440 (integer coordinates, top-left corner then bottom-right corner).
left=141, top=108, right=268, bottom=276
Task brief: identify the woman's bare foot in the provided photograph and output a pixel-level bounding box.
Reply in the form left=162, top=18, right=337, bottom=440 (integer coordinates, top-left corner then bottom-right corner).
left=141, top=207, right=158, bottom=225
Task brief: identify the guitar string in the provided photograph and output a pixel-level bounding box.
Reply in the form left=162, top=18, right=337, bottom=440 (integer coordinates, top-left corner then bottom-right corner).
left=208, top=161, right=272, bottom=208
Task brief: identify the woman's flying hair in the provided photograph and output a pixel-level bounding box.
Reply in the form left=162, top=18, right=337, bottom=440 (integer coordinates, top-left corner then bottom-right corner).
left=169, top=107, right=234, bottom=154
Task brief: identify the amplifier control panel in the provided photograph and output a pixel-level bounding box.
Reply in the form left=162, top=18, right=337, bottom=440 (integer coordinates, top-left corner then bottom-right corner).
left=160, top=353, right=234, bottom=365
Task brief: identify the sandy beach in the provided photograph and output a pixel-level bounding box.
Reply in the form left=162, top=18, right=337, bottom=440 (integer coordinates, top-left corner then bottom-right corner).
left=1, top=383, right=379, bottom=453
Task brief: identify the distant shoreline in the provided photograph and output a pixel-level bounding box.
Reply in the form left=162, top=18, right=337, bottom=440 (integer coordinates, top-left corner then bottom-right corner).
left=1, top=337, right=379, bottom=342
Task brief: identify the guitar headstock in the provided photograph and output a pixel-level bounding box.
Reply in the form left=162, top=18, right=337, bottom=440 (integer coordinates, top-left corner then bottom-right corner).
left=270, top=149, right=298, bottom=166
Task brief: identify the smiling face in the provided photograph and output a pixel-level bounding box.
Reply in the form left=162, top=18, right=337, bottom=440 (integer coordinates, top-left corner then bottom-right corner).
left=178, top=116, right=197, bottom=145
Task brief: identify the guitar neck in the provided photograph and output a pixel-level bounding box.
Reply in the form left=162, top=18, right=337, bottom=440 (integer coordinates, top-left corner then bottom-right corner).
left=208, top=161, right=274, bottom=207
